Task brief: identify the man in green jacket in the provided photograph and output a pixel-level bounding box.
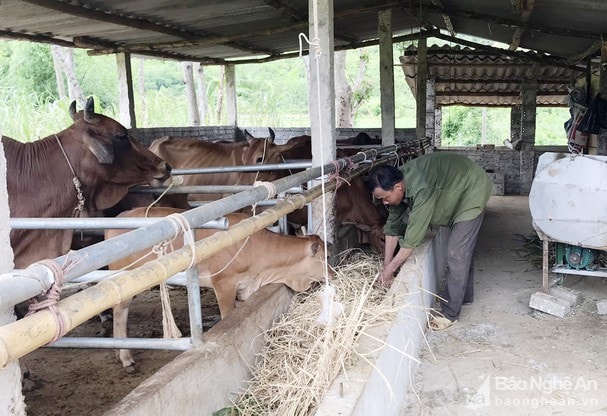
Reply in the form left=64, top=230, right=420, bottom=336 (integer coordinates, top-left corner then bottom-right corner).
left=368, top=152, right=492, bottom=330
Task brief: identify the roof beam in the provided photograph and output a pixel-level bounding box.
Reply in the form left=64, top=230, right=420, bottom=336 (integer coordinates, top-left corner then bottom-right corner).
left=21, top=0, right=203, bottom=41
left=0, top=29, right=73, bottom=48
left=21, top=0, right=277, bottom=57
left=87, top=2, right=404, bottom=56
left=434, top=77, right=577, bottom=84
left=509, top=0, right=535, bottom=51
left=74, top=36, right=226, bottom=64
left=264, top=0, right=356, bottom=45
left=566, top=39, right=602, bottom=65
left=195, top=29, right=438, bottom=66
left=429, top=0, right=456, bottom=37
left=414, top=3, right=602, bottom=41
left=436, top=90, right=566, bottom=97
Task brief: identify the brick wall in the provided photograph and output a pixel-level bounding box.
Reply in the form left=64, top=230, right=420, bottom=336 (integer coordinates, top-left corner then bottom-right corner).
left=129, top=125, right=567, bottom=195
left=439, top=146, right=568, bottom=195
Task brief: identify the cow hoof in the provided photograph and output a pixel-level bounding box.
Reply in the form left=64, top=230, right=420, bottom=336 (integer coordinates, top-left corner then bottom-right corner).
left=124, top=364, right=137, bottom=374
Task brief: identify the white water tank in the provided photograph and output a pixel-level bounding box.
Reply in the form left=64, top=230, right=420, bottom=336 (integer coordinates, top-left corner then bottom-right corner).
left=529, top=152, right=607, bottom=250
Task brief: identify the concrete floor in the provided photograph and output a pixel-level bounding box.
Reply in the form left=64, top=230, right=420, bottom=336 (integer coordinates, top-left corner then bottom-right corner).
left=404, top=196, right=607, bottom=416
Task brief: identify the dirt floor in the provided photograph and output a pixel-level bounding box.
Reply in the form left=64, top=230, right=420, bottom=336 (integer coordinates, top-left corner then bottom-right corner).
left=21, top=286, right=221, bottom=416
left=404, top=196, right=607, bottom=416
left=19, top=195, right=607, bottom=416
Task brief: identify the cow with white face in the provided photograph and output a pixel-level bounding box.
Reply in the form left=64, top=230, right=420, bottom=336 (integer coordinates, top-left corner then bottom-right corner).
left=4, top=97, right=171, bottom=269
left=105, top=207, right=332, bottom=371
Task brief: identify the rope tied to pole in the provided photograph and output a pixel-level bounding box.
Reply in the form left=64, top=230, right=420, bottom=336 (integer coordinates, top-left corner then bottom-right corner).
left=165, top=213, right=197, bottom=270
left=151, top=213, right=194, bottom=340
left=253, top=180, right=277, bottom=200
left=327, top=160, right=350, bottom=191
left=25, top=259, right=68, bottom=344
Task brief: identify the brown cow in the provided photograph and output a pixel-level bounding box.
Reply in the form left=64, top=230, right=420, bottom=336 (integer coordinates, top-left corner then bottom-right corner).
left=278, top=134, right=388, bottom=253
left=106, top=207, right=332, bottom=370
left=148, top=129, right=302, bottom=201
left=5, top=97, right=171, bottom=269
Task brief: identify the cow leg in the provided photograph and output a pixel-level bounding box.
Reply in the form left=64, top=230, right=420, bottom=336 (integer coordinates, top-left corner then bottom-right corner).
left=211, top=278, right=238, bottom=319
left=113, top=299, right=136, bottom=373
left=98, top=309, right=113, bottom=337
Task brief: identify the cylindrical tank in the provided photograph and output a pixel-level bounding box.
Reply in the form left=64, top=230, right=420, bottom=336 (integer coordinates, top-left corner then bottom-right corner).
left=529, top=152, right=607, bottom=250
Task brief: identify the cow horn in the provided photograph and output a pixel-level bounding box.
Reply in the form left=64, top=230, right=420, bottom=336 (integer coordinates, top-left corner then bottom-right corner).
left=68, top=101, right=77, bottom=120
left=268, top=127, right=275, bottom=142
left=84, top=97, right=96, bottom=122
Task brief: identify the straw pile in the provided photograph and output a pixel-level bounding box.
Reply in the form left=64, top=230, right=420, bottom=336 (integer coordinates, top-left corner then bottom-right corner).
left=216, top=249, right=402, bottom=416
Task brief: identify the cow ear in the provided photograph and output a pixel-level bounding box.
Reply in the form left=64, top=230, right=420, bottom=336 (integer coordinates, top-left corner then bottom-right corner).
left=84, top=97, right=97, bottom=122
left=308, top=242, right=320, bottom=257
left=69, top=101, right=77, bottom=120
left=82, top=133, right=114, bottom=164
left=268, top=127, right=275, bottom=143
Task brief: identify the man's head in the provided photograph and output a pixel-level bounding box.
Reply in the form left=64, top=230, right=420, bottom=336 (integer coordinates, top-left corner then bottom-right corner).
left=368, top=165, right=405, bottom=206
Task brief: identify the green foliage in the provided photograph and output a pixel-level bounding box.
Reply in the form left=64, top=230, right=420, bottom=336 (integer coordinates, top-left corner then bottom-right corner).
left=441, top=106, right=569, bottom=147
left=0, top=94, right=73, bottom=141
left=0, top=38, right=570, bottom=145
left=536, top=107, right=570, bottom=146
left=74, top=51, right=119, bottom=108
left=237, top=59, right=308, bottom=127
left=3, top=42, right=56, bottom=101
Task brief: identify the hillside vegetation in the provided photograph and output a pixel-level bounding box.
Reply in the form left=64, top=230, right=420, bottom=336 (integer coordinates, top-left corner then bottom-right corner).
left=0, top=39, right=568, bottom=146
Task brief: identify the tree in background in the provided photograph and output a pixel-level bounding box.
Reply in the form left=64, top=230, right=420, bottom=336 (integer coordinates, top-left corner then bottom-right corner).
left=194, top=62, right=209, bottom=125
left=181, top=61, right=200, bottom=126
left=50, top=45, right=86, bottom=108
left=335, top=49, right=372, bottom=127
left=0, top=39, right=570, bottom=145
left=441, top=106, right=510, bottom=146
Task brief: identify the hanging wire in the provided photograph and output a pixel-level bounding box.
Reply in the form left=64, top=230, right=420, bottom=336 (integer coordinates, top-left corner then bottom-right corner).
left=297, top=1, right=342, bottom=324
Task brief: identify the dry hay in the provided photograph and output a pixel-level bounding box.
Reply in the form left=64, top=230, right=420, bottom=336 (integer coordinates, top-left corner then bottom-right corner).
left=216, top=249, right=407, bottom=416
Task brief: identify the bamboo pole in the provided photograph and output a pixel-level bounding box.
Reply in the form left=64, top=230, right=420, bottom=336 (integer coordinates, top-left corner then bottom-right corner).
left=0, top=182, right=330, bottom=367
left=1, top=145, right=404, bottom=309
left=0, top=150, right=404, bottom=366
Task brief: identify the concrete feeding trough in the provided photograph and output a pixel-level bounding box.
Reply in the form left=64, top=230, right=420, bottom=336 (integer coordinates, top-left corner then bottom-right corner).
left=103, top=231, right=449, bottom=416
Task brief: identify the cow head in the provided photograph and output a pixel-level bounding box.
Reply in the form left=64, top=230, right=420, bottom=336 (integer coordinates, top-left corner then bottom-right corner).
left=284, top=234, right=334, bottom=292
left=67, top=97, right=172, bottom=210
left=238, top=128, right=305, bottom=183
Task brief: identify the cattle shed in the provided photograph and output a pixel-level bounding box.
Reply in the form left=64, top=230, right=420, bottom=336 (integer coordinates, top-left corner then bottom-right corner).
left=2, top=1, right=607, bottom=415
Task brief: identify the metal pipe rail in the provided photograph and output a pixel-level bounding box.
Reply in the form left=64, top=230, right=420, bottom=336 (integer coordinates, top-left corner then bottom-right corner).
left=170, top=161, right=312, bottom=175
left=0, top=146, right=408, bottom=364
left=0, top=182, right=322, bottom=364
left=10, top=217, right=228, bottom=230
left=129, top=185, right=303, bottom=195
left=0, top=144, right=407, bottom=310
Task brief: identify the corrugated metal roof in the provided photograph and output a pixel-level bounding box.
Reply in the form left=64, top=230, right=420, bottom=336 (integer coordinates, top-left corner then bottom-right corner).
left=399, top=45, right=585, bottom=106
left=0, top=1, right=605, bottom=67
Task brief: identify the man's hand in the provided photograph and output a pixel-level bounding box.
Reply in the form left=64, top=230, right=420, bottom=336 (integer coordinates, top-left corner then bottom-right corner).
left=377, top=247, right=414, bottom=288
left=377, top=267, right=395, bottom=287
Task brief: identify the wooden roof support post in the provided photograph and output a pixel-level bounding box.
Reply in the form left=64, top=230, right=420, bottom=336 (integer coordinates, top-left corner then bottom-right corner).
left=379, top=9, right=395, bottom=146
left=116, top=52, right=136, bottom=129
left=416, top=37, right=428, bottom=139
left=519, top=80, right=537, bottom=195
left=225, top=64, right=237, bottom=127
left=426, top=78, right=437, bottom=145
left=308, top=0, right=335, bottom=247
left=597, top=41, right=607, bottom=155
left=0, top=136, right=25, bottom=414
